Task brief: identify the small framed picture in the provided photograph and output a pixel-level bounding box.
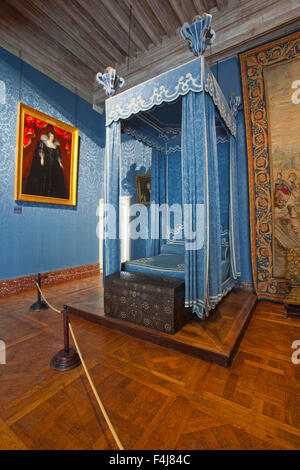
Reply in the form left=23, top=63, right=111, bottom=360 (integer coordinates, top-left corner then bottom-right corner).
left=15, top=103, right=79, bottom=205
left=136, top=173, right=151, bottom=206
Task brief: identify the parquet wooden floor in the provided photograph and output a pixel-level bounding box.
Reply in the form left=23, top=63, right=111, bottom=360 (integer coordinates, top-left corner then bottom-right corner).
left=0, top=275, right=300, bottom=450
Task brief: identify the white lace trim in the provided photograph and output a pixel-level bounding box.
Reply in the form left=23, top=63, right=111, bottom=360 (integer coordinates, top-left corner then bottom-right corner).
left=106, top=73, right=203, bottom=126
left=204, top=67, right=236, bottom=137
left=166, top=145, right=181, bottom=155
left=123, top=126, right=164, bottom=152
left=158, top=127, right=181, bottom=141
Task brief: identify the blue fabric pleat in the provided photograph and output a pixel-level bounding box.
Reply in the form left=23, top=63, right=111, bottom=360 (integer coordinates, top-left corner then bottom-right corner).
left=229, top=134, right=241, bottom=279
left=182, top=91, right=226, bottom=318
left=182, top=91, right=207, bottom=317
left=206, top=93, right=223, bottom=309
left=147, top=148, right=166, bottom=256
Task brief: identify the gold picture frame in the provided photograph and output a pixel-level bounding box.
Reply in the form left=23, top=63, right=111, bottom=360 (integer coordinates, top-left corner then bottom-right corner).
left=136, top=173, right=151, bottom=206
left=240, top=31, right=300, bottom=300
left=15, top=103, right=79, bottom=205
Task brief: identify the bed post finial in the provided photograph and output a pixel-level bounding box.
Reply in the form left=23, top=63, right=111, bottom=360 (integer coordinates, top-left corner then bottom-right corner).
left=95, top=66, right=125, bottom=97
left=229, top=94, right=241, bottom=116
left=181, top=14, right=215, bottom=56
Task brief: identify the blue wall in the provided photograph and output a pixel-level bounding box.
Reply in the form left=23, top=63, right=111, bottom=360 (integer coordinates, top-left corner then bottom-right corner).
left=0, top=47, right=105, bottom=280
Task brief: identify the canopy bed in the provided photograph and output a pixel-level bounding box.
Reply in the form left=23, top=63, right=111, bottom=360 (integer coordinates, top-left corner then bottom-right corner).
left=66, top=15, right=257, bottom=365
left=102, top=15, right=241, bottom=324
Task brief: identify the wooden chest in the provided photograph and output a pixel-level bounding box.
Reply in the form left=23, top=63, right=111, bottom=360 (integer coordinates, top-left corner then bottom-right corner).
left=104, top=271, right=192, bottom=334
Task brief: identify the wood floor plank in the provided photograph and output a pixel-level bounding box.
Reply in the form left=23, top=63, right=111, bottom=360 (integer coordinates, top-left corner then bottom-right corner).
left=0, top=417, right=27, bottom=450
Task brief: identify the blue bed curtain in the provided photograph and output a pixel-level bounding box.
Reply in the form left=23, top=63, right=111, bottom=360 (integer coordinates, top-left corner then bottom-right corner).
left=205, top=93, right=223, bottom=309
left=182, top=91, right=223, bottom=318
left=147, top=147, right=166, bottom=256
left=217, top=135, right=230, bottom=237
left=103, top=121, right=121, bottom=279
left=229, top=134, right=241, bottom=279
left=182, top=90, right=208, bottom=317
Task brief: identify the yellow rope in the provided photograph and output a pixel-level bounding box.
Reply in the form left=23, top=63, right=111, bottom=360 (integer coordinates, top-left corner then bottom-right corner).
left=35, top=282, right=61, bottom=313
left=69, top=323, right=124, bottom=450
left=34, top=282, right=124, bottom=451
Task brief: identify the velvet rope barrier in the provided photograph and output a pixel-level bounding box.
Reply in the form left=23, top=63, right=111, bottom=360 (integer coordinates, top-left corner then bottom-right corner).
left=35, top=282, right=124, bottom=451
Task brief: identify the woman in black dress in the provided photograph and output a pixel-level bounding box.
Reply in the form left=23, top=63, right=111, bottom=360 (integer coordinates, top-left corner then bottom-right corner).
left=24, top=131, right=68, bottom=199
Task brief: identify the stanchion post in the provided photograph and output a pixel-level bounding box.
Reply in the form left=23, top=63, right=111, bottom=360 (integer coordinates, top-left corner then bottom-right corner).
left=50, top=305, right=81, bottom=372
left=63, top=306, right=70, bottom=353
left=30, top=273, right=49, bottom=311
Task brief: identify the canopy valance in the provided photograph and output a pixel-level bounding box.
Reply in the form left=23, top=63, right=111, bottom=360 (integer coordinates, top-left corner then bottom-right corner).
left=105, top=57, right=236, bottom=137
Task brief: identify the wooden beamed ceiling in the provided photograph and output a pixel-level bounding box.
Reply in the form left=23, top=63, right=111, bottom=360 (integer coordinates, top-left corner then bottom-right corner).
left=0, top=0, right=300, bottom=105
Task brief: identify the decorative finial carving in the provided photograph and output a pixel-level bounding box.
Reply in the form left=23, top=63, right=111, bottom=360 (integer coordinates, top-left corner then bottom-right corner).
left=95, top=66, right=125, bottom=97
left=181, top=14, right=215, bottom=56
left=229, top=94, right=241, bottom=116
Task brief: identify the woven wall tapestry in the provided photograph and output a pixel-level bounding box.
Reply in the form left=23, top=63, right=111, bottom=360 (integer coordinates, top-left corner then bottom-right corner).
left=240, top=31, right=300, bottom=300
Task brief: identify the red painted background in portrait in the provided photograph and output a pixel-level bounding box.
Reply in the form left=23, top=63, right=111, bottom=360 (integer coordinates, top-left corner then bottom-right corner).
left=22, top=113, right=72, bottom=189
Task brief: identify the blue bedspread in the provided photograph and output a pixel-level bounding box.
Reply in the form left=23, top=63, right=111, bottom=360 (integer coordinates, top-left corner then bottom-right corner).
left=123, top=233, right=230, bottom=282
left=123, top=253, right=185, bottom=280
left=124, top=253, right=229, bottom=282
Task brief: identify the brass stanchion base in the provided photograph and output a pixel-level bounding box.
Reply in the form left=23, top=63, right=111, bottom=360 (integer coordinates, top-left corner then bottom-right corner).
left=50, top=348, right=81, bottom=372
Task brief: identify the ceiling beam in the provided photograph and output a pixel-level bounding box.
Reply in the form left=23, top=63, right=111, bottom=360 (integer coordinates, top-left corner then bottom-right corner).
left=146, top=0, right=180, bottom=37
left=193, top=0, right=209, bottom=14
left=169, top=0, right=198, bottom=24
left=215, top=0, right=228, bottom=10
left=77, top=0, right=139, bottom=58
left=94, top=0, right=300, bottom=104
left=6, top=0, right=106, bottom=72
left=36, top=0, right=124, bottom=65
left=123, top=0, right=163, bottom=46
left=100, top=0, right=150, bottom=53
left=0, top=3, right=95, bottom=81
left=0, top=16, right=93, bottom=102
left=168, top=0, right=186, bottom=25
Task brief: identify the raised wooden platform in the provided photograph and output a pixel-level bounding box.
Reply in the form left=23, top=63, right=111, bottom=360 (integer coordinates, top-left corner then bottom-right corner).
left=67, top=287, right=257, bottom=367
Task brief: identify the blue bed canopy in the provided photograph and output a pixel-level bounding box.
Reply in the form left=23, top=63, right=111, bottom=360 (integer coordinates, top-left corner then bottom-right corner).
left=99, top=14, right=241, bottom=318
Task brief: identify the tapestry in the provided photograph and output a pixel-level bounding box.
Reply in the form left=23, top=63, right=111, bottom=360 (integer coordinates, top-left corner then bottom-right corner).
left=240, top=31, right=300, bottom=300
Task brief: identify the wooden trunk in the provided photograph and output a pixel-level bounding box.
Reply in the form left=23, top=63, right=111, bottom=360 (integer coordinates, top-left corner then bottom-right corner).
left=104, top=271, right=192, bottom=334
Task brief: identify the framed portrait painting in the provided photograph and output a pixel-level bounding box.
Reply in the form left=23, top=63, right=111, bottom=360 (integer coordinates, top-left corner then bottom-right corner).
left=15, top=103, right=79, bottom=205
left=136, top=173, right=151, bottom=205
left=240, top=31, right=300, bottom=301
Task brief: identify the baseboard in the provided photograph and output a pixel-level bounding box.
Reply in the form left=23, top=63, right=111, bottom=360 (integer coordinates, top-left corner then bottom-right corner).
left=0, top=263, right=101, bottom=297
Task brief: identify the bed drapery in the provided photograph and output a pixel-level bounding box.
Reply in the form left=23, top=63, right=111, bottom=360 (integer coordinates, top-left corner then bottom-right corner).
left=147, top=147, right=166, bottom=257
left=103, top=121, right=121, bottom=278
left=229, top=134, right=241, bottom=280
left=181, top=90, right=207, bottom=315
left=182, top=92, right=226, bottom=317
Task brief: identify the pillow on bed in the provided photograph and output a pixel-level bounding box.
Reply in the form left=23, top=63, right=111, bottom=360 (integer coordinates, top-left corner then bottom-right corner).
left=160, top=241, right=185, bottom=255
